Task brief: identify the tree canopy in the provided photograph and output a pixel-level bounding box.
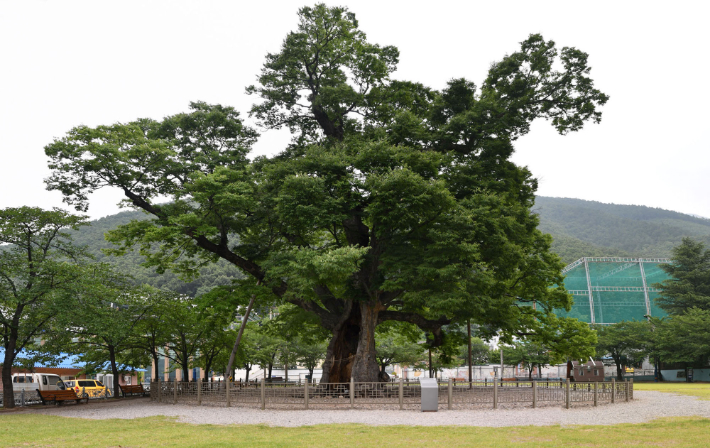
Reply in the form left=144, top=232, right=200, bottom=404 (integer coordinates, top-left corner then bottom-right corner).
left=652, top=238, right=710, bottom=370
left=45, top=4, right=607, bottom=382
left=0, top=207, right=89, bottom=407
left=594, top=321, right=649, bottom=380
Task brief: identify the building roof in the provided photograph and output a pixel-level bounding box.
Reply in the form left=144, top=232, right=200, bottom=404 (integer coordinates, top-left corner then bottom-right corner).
left=0, top=348, right=85, bottom=370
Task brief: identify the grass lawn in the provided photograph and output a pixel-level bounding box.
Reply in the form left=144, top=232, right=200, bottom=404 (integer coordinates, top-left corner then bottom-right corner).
left=0, top=415, right=709, bottom=447
left=633, top=382, right=710, bottom=400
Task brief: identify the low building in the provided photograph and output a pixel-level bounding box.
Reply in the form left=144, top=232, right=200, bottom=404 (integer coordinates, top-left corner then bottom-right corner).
left=567, top=360, right=604, bottom=382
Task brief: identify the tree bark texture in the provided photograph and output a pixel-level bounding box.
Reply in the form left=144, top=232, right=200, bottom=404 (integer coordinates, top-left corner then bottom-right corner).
left=109, top=346, right=120, bottom=398
left=320, top=302, right=384, bottom=384
left=2, top=352, right=15, bottom=409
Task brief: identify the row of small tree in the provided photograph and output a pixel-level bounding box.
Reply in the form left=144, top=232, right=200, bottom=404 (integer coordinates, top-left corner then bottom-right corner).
left=0, top=206, right=299, bottom=407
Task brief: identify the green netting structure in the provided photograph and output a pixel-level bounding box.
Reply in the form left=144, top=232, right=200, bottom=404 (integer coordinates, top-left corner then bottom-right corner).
left=556, top=257, right=670, bottom=324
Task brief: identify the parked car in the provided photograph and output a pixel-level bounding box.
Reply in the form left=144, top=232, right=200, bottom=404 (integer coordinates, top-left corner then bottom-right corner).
left=64, top=379, right=111, bottom=398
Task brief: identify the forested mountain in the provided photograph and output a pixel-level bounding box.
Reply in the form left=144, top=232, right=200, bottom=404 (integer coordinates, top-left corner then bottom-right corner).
left=535, top=197, right=710, bottom=264
left=69, top=197, right=710, bottom=295
left=69, top=209, right=242, bottom=297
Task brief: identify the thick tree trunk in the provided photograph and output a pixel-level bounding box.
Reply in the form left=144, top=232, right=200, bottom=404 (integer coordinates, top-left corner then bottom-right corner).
left=320, top=305, right=360, bottom=384
left=351, top=302, right=381, bottom=382
left=184, top=362, right=191, bottom=381
left=245, top=366, right=250, bottom=383
left=152, top=350, right=160, bottom=382
left=428, top=348, right=433, bottom=378
left=613, top=354, right=624, bottom=380
left=320, top=301, right=383, bottom=383
left=2, top=352, right=15, bottom=409
left=109, top=346, right=120, bottom=398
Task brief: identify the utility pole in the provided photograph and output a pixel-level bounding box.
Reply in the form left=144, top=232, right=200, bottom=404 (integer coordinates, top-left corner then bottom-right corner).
left=500, top=346, right=504, bottom=379
left=467, top=319, right=472, bottom=388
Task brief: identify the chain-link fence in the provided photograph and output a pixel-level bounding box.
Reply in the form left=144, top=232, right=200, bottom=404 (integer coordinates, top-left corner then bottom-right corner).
left=149, top=378, right=634, bottom=410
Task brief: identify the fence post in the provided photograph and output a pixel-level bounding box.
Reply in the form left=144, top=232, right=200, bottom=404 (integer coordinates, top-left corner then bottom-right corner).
left=625, top=379, right=629, bottom=402
left=350, top=377, right=355, bottom=409
left=304, top=380, right=309, bottom=410
left=493, top=377, right=498, bottom=409
left=197, top=380, right=202, bottom=406
left=629, top=378, right=633, bottom=400
left=565, top=378, right=570, bottom=409
left=20, top=389, right=25, bottom=407
left=226, top=379, right=231, bottom=407
left=157, top=378, right=161, bottom=403
left=448, top=378, right=453, bottom=410
left=260, top=378, right=265, bottom=410
left=173, top=378, right=177, bottom=404
left=611, top=378, right=616, bottom=404
left=594, top=381, right=598, bottom=407
left=399, top=378, right=403, bottom=410
left=532, top=380, right=537, bottom=409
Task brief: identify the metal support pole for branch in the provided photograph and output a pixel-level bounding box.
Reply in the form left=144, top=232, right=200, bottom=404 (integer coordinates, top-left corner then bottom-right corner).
left=173, top=378, right=177, bottom=404
left=350, top=378, right=355, bottom=409
left=304, top=381, right=309, bottom=410
left=157, top=378, right=161, bottom=403
left=260, top=378, right=265, bottom=410
left=594, top=381, right=598, bottom=407
left=532, top=380, right=537, bottom=409
left=226, top=378, right=231, bottom=407
left=197, top=380, right=202, bottom=406
left=448, top=378, right=453, bottom=410
left=611, top=378, right=616, bottom=403
left=225, top=282, right=260, bottom=379
left=493, top=378, right=498, bottom=409
left=399, top=378, right=403, bottom=410
left=565, top=379, right=570, bottom=409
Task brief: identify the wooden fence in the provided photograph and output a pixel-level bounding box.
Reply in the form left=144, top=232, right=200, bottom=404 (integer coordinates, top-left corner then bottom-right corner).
left=149, top=378, right=634, bottom=410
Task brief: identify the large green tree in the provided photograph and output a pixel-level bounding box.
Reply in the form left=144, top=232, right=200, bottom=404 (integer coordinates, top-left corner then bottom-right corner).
left=594, top=321, right=649, bottom=380
left=0, top=207, right=88, bottom=408
left=375, top=323, right=425, bottom=375
left=54, top=266, right=153, bottom=395
left=655, top=238, right=710, bottom=314
left=652, top=238, right=710, bottom=371
left=45, top=4, right=607, bottom=382
left=502, top=341, right=553, bottom=380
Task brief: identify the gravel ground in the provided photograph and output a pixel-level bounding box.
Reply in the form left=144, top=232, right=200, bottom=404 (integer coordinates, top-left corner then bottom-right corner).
left=18, top=391, right=710, bottom=427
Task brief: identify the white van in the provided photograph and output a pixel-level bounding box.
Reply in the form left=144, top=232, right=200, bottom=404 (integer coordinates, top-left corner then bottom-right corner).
left=11, top=373, right=67, bottom=392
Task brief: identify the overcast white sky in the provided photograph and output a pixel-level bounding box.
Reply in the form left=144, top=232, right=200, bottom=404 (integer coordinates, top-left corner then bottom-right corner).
left=1, top=0, right=708, bottom=220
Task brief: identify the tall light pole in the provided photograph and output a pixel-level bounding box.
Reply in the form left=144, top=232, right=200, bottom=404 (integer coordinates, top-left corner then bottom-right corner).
left=500, top=346, right=504, bottom=379
left=467, top=319, right=472, bottom=388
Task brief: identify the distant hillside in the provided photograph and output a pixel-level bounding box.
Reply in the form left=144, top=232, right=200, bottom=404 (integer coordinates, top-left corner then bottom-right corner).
left=535, top=197, right=710, bottom=264
left=68, top=197, right=710, bottom=293
left=69, top=210, right=242, bottom=297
